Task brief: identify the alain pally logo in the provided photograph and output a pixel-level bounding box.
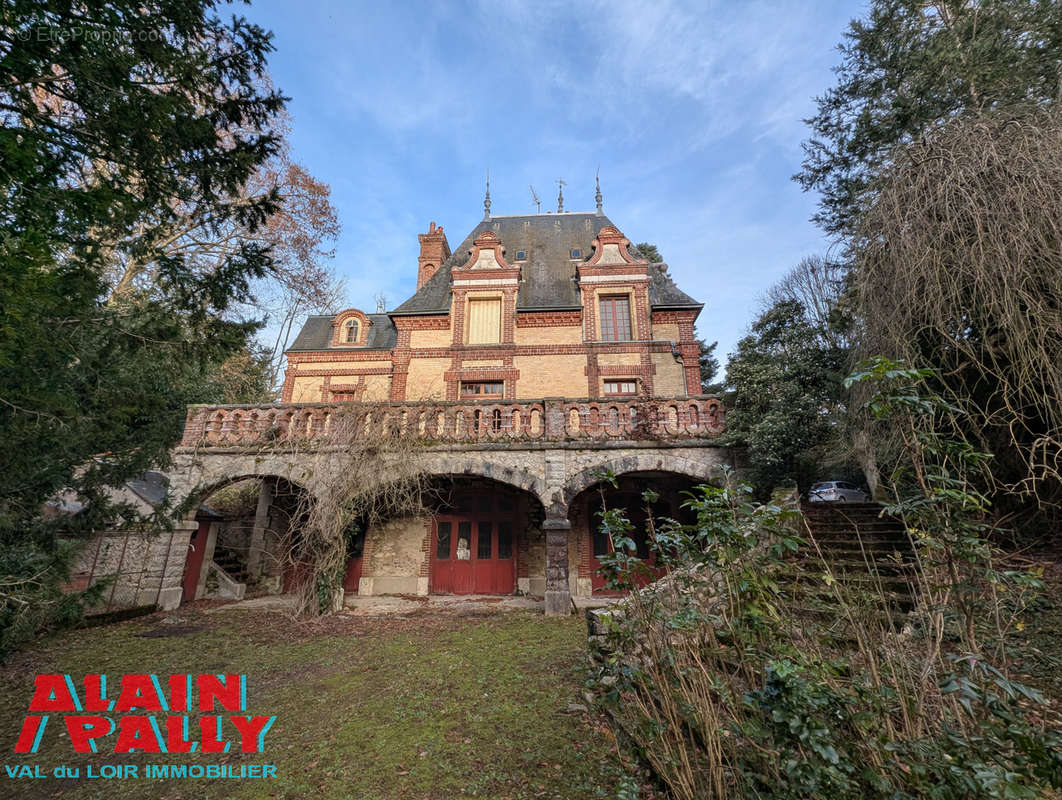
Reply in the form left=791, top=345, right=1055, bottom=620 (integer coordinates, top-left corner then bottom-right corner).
left=6, top=674, right=278, bottom=781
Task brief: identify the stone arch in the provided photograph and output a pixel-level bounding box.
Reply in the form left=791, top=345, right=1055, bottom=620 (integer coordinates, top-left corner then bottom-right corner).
left=560, top=452, right=721, bottom=508
left=169, top=459, right=320, bottom=527
left=421, top=454, right=547, bottom=508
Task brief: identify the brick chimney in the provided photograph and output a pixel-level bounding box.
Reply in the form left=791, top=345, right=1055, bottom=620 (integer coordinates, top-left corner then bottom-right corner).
left=417, top=221, right=451, bottom=290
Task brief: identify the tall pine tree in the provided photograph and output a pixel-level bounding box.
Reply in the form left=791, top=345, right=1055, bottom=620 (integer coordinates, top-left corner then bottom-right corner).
left=0, top=1, right=285, bottom=654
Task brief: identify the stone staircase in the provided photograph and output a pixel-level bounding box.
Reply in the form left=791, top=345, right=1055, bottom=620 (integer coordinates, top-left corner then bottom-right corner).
left=794, top=502, right=919, bottom=619
left=211, top=546, right=248, bottom=583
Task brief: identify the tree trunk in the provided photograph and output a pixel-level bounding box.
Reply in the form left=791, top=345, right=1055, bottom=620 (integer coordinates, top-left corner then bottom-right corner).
left=852, top=426, right=884, bottom=500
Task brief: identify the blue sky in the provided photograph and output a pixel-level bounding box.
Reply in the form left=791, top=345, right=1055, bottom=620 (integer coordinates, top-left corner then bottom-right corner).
left=244, top=0, right=861, bottom=363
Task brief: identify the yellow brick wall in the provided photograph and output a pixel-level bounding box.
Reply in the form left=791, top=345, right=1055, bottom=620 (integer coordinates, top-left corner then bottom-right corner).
left=651, top=322, right=680, bottom=341
left=598, top=352, right=640, bottom=367
left=514, top=354, right=588, bottom=398
left=514, top=325, right=582, bottom=346
left=361, top=374, right=392, bottom=401
left=410, top=327, right=452, bottom=349
left=291, top=376, right=324, bottom=402
left=651, top=352, right=687, bottom=396
left=405, top=357, right=449, bottom=400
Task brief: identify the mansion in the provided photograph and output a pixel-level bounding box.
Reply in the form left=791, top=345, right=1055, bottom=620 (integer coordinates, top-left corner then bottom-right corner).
left=281, top=212, right=703, bottom=405
left=88, top=200, right=732, bottom=616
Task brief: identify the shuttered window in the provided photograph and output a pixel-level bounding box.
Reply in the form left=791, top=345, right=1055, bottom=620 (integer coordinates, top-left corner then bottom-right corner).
left=599, top=295, right=632, bottom=341
left=467, top=299, right=501, bottom=344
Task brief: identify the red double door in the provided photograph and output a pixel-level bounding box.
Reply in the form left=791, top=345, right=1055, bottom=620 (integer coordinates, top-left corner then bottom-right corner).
left=432, top=494, right=516, bottom=595
left=589, top=493, right=677, bottom=594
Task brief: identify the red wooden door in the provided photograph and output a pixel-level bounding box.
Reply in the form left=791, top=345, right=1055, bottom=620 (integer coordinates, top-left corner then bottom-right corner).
left=181, top=520, right=210, bottom=603
left=453, top=521, right=474, bottom=594
left=432, top=494, right=517, bottom=595
left=342, top=557, right=363, bottom=593
left=589, top=494, right=670, bottom=594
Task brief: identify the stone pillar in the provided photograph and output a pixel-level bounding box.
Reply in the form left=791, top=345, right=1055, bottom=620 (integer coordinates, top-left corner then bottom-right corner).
left=246, top=478, right=274, bottom=581
left=543, top=515, right=571, bottom=617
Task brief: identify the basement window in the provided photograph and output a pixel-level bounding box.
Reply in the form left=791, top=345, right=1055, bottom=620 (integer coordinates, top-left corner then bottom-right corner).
left=461, top=381, right=504, bottom=398
left=604, top=379, right=637, bottom=396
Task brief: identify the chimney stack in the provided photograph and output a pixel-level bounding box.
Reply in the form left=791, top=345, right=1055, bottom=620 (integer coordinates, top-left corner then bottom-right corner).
left=417, top=221, right=451, bottom=290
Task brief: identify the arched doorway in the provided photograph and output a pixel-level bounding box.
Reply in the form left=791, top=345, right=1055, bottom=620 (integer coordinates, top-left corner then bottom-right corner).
left=571, top=471, right=702, bottom=595
left=425, top=476, right=544, bottom=596
left=183, top=475, right=314, bottom=599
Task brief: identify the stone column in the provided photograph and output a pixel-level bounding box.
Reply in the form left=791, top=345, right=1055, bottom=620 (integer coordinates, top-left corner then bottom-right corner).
left=246, top=478, right=274, bottom=581
left=543, top=514, right=571, bottom=617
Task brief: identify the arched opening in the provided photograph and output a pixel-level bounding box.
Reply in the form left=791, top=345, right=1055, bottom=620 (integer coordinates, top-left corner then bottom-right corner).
left=567, top=470, right=704, bottom=596
left=183, top=475, right=314, bottom=602
left=419, top=475, right=545, bottom=596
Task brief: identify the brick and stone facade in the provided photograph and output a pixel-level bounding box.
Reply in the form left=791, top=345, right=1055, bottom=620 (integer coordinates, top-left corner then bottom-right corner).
left=169, top=205, right=731, bottom=615
left=281, top=212, right=704, bottom=405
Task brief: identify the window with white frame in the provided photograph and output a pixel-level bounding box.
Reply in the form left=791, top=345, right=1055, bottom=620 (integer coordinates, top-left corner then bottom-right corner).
left=604, top=379, right=637, bottom=396
left=599, top=295, right=632, bottom=341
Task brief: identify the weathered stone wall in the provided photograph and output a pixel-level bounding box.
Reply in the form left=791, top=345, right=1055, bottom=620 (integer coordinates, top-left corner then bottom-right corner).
left=67, top=525, right=194, bottom=611
left=360, top=516, right=430, bottom=596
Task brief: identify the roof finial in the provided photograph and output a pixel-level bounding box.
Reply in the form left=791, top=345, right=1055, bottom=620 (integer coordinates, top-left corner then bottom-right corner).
left=483, top=169, right=491, bottom=219
left=556, top=178, right=565, bottom=213
left=595, top=167, right=603, bottom=214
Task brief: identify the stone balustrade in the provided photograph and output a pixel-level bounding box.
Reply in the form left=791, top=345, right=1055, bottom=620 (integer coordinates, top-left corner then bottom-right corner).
left=178, top=396, right=725, bottom=450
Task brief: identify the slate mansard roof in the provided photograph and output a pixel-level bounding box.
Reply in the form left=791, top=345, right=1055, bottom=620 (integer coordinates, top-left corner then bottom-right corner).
left=393, top=212, right=701, bottom=314
left=287, top=313, right=397, bottom=352
left=286, top=211, right=702, bottom=353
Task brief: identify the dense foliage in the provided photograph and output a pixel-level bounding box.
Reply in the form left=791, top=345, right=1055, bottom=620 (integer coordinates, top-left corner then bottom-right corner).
left=0, top=1, right=285, bottom=655
left=790, top=1, right=1062, bottom=518
left=723, top=300, right=845, bottom=492
left=797, top=0, right=1062, bottom=237
left=589, top=366, right=1059, bottom=799
left=853, top=107, right=1062, bottom=514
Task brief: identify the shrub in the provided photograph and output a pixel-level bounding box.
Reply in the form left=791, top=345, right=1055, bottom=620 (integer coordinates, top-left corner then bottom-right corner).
left=587, top=363, right=1060, bottom=799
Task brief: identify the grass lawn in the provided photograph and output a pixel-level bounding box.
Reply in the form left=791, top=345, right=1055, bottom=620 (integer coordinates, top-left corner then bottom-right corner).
left=0, top=605, right=628, bottom=800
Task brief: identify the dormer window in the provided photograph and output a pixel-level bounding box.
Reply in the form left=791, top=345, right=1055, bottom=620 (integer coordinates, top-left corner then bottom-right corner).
left=330, top=309, right=371, bottom=347
left=570, top=248, right=582, bottom=259
left=344, top=319, right=360, bottom=343
left=515, top=250, right=527, bottom=261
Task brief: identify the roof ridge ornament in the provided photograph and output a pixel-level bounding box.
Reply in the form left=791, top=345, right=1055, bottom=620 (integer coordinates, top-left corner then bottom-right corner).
left=484, top=169, right=491, bottom=220
left=595, top=168, right=603, bottom=214
left=556, top=178, right=565, bottom=213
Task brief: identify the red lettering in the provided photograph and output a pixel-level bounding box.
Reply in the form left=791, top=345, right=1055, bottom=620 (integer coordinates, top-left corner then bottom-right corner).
left=65, top=716, right=113, bottom=753
left=113, top=716, right=163, bottom=753
left=198, top=716, right=227, bottom=753
left=28, top=674, right=76, bottom=712
left=114, top=674, right=163, bottom=712
left=197, top=674, right=241, bottom=711
left=229, top=715, right=275, bottom=753
left=168, top=674, right=190, bottom=712
left=14, top=716, right=46, bottom=753
left=83, top=674, right=111, bottom=711
left=165, top=716, right=193, bottom=753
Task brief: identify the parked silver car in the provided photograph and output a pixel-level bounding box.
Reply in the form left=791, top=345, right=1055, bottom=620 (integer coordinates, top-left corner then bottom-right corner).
left=807, top=481, right=870, bottom=503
